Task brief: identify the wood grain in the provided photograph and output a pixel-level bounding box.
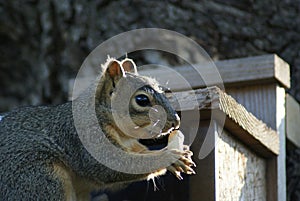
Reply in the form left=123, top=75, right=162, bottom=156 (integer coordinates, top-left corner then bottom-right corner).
left=168, top=86, right=279, bottom=157
left=139, top=54, right=290, bottom=90
left=216, top=128, right=267, bottom=201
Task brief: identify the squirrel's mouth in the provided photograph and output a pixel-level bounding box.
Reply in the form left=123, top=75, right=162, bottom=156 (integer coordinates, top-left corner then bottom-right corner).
left=139, top=134, right=169, bottom=150
left=138, top=127, right=177, bottom=150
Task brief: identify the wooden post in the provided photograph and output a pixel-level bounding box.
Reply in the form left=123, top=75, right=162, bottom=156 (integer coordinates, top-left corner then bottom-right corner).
left=286, top=94, right=300, bottom=148
left=169, top=87, right=279, bottom=201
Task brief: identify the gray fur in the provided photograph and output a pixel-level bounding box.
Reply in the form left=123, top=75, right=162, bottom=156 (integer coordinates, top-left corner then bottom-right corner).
left=0, top=58, right=193, bottom=200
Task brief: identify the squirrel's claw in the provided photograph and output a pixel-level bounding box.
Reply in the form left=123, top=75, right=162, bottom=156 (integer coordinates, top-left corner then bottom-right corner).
left=167, top=148, right=196, bottom=180
left=167, top=166, right=183, bottom=180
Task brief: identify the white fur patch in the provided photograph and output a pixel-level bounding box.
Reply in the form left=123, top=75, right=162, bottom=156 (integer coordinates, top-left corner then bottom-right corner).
left=0, top=116, right=3, bottom=122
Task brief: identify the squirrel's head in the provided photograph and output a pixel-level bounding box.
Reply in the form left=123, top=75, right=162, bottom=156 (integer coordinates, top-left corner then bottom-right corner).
left=95, top=57, right=180, bottom=140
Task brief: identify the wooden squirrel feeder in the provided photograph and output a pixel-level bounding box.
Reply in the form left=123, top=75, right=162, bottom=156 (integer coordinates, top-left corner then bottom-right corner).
left=70, top=54, right=296, bottom=201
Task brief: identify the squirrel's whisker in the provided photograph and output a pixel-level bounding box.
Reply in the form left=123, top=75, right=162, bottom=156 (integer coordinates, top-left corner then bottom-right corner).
left=150, top=107, right=158, bottom=112
left=165, top=80, right=169, bottom=86
left=152, top=119, right=160, bottom=127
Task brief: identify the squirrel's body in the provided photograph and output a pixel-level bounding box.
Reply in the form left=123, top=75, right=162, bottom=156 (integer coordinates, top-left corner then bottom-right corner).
left=0, top=58, right=195, bottom=201
left=1, top=103, right=95, bottom=200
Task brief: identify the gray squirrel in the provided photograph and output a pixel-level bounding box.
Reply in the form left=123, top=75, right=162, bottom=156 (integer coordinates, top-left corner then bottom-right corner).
left=0, top=58, right=195, bottom=201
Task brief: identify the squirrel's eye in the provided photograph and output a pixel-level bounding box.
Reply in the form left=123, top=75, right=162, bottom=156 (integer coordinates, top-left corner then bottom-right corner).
left=135, top=94, right=150, bottom=107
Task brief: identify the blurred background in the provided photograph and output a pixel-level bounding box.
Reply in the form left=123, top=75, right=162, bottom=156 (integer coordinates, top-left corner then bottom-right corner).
left=0, top=0, right=299, bottom=199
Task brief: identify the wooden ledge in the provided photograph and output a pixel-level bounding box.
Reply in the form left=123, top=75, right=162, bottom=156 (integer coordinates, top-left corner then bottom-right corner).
left=214, top=54, right=290, bottom=88
left=168, top=86, right=279, bottom=158
left=140, top=54, right=290, bottom=90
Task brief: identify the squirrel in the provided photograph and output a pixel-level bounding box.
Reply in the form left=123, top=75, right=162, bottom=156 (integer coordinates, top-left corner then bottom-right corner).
left=0, top=57, right=195, bottom=201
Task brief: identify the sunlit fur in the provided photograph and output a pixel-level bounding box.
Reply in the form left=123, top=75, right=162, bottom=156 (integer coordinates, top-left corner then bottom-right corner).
left=95, top=57, right=180, bottom=152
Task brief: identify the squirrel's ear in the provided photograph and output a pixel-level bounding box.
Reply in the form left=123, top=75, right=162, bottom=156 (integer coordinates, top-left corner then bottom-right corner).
left=121, top=58, right=138, bottom=75
left=106, top=60, right=125, bottom=79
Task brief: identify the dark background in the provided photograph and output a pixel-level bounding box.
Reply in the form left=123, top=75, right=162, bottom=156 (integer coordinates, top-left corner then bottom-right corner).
left=0, top=0, right=299, bottom=200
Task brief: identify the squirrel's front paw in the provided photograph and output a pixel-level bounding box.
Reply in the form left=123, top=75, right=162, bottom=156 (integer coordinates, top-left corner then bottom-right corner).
left=166, top=130, right=196, bottom=180
left=167, top=148, right=196, bottom=180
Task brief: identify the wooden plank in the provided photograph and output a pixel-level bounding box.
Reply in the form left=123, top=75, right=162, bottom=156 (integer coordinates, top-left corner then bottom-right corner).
left=266, top=158, right=278, bottom=201
left=215, top=54, right=290, bottom=88
left=139, top=54, right=290, bottom=90
left=216, top=128, right=267, bottom=201
left=275, top=86, right=287, bottom=201
left=226, top=85, right=286, bottom=201
left=274, top=55, right=291, bottom=89
left=168, top=87, right=279, bottom=157
left=226, top=85, right=277, bottom=130
left=286, top=94, right=300, bottom=148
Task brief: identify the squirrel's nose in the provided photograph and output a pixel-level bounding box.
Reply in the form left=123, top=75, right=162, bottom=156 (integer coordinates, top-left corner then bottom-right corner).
left=172, top=114, right=180, bottom=129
